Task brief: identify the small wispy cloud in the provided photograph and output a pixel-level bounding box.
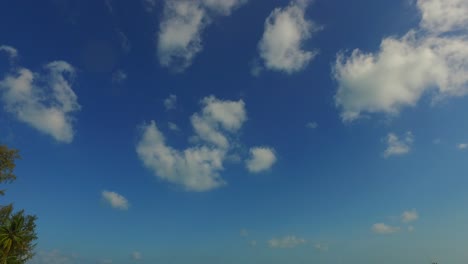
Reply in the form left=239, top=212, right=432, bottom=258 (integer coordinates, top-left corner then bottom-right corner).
left=401, top=209, right=419, bottom=223
left=164, top=94, right=177, bottom=111
left=457, top=143, right=468, bottom=150
left=268, top=235, right=306, bottom=248
left=102, top=190, right=130, bottom=210
left=384, top=132, right=413, bottom=158
left=372, top=223, right=400, bottom=235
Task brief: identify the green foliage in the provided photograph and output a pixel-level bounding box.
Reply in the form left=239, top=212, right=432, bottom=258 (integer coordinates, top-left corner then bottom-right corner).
left=0, top=145, right=37, bottom=264
left=0, top=145, right=20, bottom=196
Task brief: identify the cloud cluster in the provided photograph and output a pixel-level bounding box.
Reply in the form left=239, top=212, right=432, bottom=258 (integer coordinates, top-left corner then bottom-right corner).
left=257, top=0, right=320, bottom=74
left=383, top=132, right=414, bottom=158
left=372, top=209, right=420, bottom=235
left=137, top=96, right=275, bottom=191
left=268, top=235, right=306, bottom=248
left=334, top=0, right=468, bottom=121
left=102, top=190, right=130, bottom=210
left=157, top=0, right=246, bottom=71
left=0, top=48, right=81, bottom=143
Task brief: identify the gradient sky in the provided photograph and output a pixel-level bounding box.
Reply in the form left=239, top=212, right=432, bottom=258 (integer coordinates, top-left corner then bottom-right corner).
left=1, top=0, right=468, bottom=263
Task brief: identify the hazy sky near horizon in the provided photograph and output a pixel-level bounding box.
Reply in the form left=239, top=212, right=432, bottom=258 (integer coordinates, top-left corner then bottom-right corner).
left=1, top=0, right=468, bottom=263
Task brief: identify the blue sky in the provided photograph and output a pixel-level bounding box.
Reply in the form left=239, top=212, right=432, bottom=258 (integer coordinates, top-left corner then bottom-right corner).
left=1, top=0, right=468, bottom=263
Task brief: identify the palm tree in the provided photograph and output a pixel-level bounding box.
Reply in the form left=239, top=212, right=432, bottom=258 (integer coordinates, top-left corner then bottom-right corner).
left=0, top=207, right=37, bottom=264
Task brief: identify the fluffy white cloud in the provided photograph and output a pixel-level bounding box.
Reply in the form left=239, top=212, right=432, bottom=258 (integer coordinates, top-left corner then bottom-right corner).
left=417, top=0, right=468, bottom=34
left=137, top=96, right=276, bottom=191
left=191, top=96, right=246, bottom=148
left=102, top=190, right=130, bottom=210
left=457, top=143, right=468, bottom=150
left=246, top=147, right=276, bottom=173
left=0, top=45, right=18, bottom=59
left=384, top=132, right=413, bottom=158
left=372, top=223, right=400, bottom=235
left=164, top=94, right=177, bottom=110
left=136, top=121, right=226, bottom=191
left=401, top=209, right=419, bottom=223
left=257, top=0, right=319, bottom=74
left=334, top=0, right=468, bottom=122
left=131, top=251, right=142, bottom=261
left=157, top=0, right=246, bottom=71
left=268, top=235, right=306, bottom=248
left=0, top=57, right=81, bottom=143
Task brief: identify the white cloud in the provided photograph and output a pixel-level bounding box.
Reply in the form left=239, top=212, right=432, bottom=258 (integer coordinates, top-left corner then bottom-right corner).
left=191, top=96, right=246, bottom=149
left=384, top=132, right=413, bottom=158
left=137, top=96, right=274, bottom=191
left=417, top=0, right=468, bottom=34
left=102, top=190, right=130, bottom=210
left=457, top=143, right=468, bottom=150
left=0, top=57, right=81, bottom=143
left=112, top=70, right=127, bottom=84
left=268, top=235, right=306, bottom=248
left=164, top=94, right=177, bottom=110
left=306, top=121, right=318, bottom=129
left=246, top=147, right=277, bottom=173
left=131, top=251, right=142, bottom=261
left=157, top=0, right=246, bottom=71
left=401, top=209, right=419, bottom=223
left=372, top=223, right=400, bottom=235
left=334, top=0, right=468, bottom=122
left=257, top=0, right=320, bottom=74
left=0, top=45, right=18, bottom=59
left=136, top=121, right=226, bottom=191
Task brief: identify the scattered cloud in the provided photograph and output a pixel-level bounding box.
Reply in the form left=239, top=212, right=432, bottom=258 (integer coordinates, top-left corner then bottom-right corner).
left=157, top=0, right=246, bottom=72
left=333, top=0, right=468, bottom=122
left=306, top=121, right=318, bottom=129
left=29, top=250, right=79, bottom=264
left=314, top=243, right=329, bottom=252
left=408, top=225, right=415, bottom=232
left=246, top=147, right=277, bottom=173
left=268, top=235, right=307, bottom=248
left=164, top=94, right=177, bottom=110
left=0, top=50, right=81, bottom=143
left=112, top=69, right=127, bottom=84
left=384, top=132, right=413, bottom=158
left=457, top=143, right=468, bottom=150
left=257, top=0, right=320, bottom=74
left=372, top=223, right=400, bottom=235
left=401, top=209, right=419, bottom=223
left=168, top=122, right=180, bottom=131
left=131, top=251, right=142, bottom=261
left=249, top=240, right=258, bottom=247
left=0, top=45, right=18, bottom=59
left=102, top=190, right=130, bottom=210
left=100, top=259, right=113, bottom=264
left=137, top=96, right=249, bottom=191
